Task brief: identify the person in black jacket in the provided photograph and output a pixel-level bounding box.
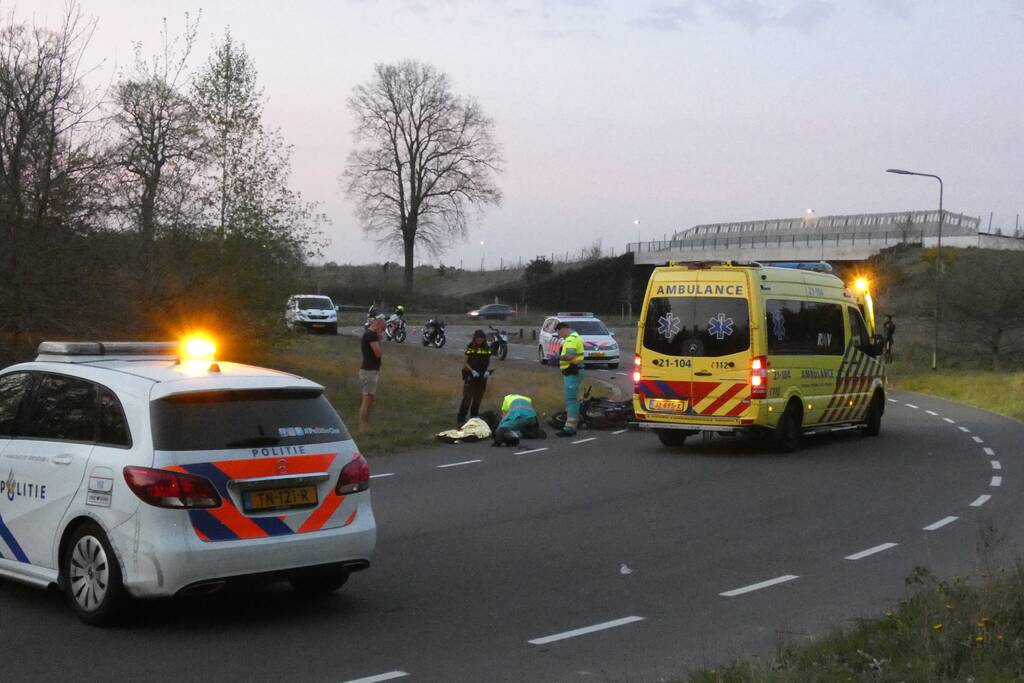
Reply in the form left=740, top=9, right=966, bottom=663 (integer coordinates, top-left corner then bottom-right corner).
left=458, top=330, right=492, bottom=424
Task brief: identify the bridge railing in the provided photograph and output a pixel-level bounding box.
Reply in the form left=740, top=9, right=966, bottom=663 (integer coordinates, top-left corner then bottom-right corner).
left=627, top=229, right=931, bottom=255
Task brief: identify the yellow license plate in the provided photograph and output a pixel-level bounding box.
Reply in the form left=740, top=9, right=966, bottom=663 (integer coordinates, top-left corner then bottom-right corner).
left=647, top=398, right=687, bottom=414
left=243, top=485, right=318, bottom=512
left=590, top=352, right=605, bottom=358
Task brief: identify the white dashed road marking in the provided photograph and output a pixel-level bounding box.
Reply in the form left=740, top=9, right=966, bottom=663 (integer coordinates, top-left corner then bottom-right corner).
left=888, top=398, right=897, bottom=403
left=845, top=542, right=899, bottom=561
left=905, top=403, right=919, bottom=409
left=971, top=495, right=992, bottom=507
left=514, top=447, right=548, bottom=455
left=572, top=437, right=598, bottom=445
left=528, top=616, right=645, bottom=645
left=341, top=672, right=409, bottom=683
left=959, top=426, right=971, bottom=433
left=973, top=436, right=985, bottom=444
left=612, top=429, right=628, bottom=435
left=437, top=459, right=483, bottom=469
left=720, top=575, right=799, bottom=597
left=617, top=372, right=629, bottom=377
left=370, top=473, right=395, bottom=479
left=991, top=476, right=1003, bottom=487
left=925, top=409, right=939, bottom=416
left=923, top=516, right=959, bottom=531
left=943, top=417, right=955, bottom=424
left=983, top=447, right=995, bottom=456
left=991, top=460, right=1002, bottom=470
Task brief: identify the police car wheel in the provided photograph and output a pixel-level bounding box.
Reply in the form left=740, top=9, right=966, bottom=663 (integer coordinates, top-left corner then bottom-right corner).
left=289, top=564, right=350, bottom=595
left=864, top=393, right=884, bottom=437
left=775, top=405, right=802, bottom=453
left=63, top=522, right=127, bottom=626
left=538, top=346, right=547, bottom=365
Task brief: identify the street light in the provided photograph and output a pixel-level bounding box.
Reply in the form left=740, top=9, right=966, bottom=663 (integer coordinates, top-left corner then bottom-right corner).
left=886, top=168, right=943, bottom=370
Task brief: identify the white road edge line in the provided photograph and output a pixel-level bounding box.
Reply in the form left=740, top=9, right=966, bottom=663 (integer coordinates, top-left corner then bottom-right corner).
left=341, top=672, right=409, bottom=683
left=971, top=494, right=992, bottom=507
left=973, top=436, right=985, bottom=443
left=528, top=616, right=645, bottom=645
left=983, top=447, right=996, bottom=456
left=572, top=437, right=598, bottom=445
left=514, top=447, right=549, bottom=455
left=959, top=426, right=971, bottom=433
left=845, top=542, right=899, bottom=561
left=905, top=403, right=919, bottom=409
left=370, top=473, right=395, bottom=479
left=923, top=516, right=959, bottom=531
left=437, top=459, right=483, bottom=469
left=925, top=409, right=939, bottom=416
left=612, top=429, right=628, bottom=435
left=943, top=417, right=956, bottom=424
left=991, top=476, right=1003, bottom=487
left=991, top=460, right=1002, bottom=470
left=720, top=574, right=799, bottom=597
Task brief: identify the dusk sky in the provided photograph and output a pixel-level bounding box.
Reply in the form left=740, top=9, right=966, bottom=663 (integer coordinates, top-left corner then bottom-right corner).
left=30, top=0, right=1024, bottom=267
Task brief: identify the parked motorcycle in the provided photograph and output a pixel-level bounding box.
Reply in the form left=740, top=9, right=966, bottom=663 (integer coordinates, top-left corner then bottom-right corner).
left=421, top=318, right=447, bottom=348
left=384, top=314, right=407, bottom=343
left=546, top=387, right=635, bottom=431
left=487, top=325, right=509, bottom=361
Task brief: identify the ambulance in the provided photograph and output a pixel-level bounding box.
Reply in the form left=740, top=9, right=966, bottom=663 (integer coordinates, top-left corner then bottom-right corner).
left=632, top=262, right=885, bottom=450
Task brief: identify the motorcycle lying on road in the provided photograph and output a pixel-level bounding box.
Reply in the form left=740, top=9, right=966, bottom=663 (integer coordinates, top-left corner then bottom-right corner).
left=546, top=387, right=635, bottom=431
left=488, top=325, right=509, bottom=361
left=421, top=318, right=447, bottom=348
left=384, top=314, right=407, bottom=343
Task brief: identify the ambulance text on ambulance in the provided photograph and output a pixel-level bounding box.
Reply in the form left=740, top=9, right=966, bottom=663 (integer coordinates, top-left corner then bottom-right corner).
left=655, top=284, right=744, bottom=296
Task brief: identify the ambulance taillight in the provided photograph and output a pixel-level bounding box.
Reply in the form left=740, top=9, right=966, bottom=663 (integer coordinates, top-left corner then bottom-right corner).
left=633, top=354, right=641, bottom=384
left=750, top=356, right=768, bottom=399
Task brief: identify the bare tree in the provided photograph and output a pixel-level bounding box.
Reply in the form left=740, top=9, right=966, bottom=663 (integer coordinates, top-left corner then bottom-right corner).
left=110, top=14, right=203, bottom=294
left=343, top=60, right=502, bottom=294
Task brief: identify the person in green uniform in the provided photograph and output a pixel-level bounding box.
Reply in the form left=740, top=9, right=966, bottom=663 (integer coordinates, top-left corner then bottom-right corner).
left=555, top=321, right=586, bottom=437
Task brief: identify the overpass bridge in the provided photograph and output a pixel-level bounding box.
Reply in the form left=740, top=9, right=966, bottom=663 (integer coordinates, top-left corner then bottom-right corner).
left=627, top=210, right=1021, bottom=264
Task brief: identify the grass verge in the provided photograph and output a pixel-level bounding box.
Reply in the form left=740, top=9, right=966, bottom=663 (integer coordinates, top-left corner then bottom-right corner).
left=687, top=566, right=1024, bottom=682
left=887, top=367, right=1024, bottom=422
left=263, top=334, right=610, bottom=455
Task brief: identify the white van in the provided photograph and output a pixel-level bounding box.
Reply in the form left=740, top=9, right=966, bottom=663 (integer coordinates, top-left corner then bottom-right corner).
left=286, top=294, right=338, bottom=334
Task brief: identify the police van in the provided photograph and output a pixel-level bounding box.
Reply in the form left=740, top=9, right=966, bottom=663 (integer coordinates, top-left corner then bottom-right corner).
left=633, top=262, right=885, bottom=450
left=0, top=338, right=375, bottom=624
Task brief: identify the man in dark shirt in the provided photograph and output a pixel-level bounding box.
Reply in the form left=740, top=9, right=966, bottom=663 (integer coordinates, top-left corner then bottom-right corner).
left=359, top=315, right=385, bottom=431
left=458, top=329, right=492, bottom=424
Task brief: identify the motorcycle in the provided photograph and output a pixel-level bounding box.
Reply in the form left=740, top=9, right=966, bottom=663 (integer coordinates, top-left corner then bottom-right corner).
left=383, top=314, right=407, bottom=343
left=546, top=387, right=635, bottom=431
left=487, top=325, right=508, bottom=361
left=421, top=318, right=447, bottom=348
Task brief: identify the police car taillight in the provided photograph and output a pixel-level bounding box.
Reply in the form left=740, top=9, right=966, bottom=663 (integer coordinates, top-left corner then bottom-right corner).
left=750, top=356, right=768, bottom=399
left=123, top=466, right=221, bottom=509
left=336, top=453, right=370, bottom=495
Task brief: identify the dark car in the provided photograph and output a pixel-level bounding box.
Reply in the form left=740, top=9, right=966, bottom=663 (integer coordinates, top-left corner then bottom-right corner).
left=467, top=303, right=515, bottom=320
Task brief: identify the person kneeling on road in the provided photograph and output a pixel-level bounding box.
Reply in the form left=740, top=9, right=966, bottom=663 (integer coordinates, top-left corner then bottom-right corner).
left=458, top=329, right=493, bottom=424
left=555, top=321, right=585, bottom=437
left=493, top=394, right=546, bottom=447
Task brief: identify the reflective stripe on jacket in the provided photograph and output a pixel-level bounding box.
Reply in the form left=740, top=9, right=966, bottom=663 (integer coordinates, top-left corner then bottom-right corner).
left=559, top=332, right=585, bottom=370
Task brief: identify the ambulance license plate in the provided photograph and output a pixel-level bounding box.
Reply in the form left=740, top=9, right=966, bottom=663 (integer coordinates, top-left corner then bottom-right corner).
left=647, top=398, right=687, bottom=414
left=243, top=485, right=318, bottom=512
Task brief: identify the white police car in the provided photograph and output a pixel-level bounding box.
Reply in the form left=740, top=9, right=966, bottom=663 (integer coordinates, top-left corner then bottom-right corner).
left=0, top=338, right=375, bottom=624
left=537, top=312, right=620, bottom=369
left=285, top=294, right=339, bottom=334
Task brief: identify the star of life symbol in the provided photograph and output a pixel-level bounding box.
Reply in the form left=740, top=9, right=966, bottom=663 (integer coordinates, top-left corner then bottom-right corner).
left=771, top=309, right=786, bottom=341
left=708, top=313, right=734, bottom=340
left=657, top=312, right=682, bottom=340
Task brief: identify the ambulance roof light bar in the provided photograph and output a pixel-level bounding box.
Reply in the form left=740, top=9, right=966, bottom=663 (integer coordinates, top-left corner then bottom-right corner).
left=758, top=261, right=834, bottom=274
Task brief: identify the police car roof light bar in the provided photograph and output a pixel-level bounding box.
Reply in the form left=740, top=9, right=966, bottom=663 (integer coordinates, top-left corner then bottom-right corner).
left=557, top=312, right=594, bottom=318
left=36, top=341, right=179, bottom=360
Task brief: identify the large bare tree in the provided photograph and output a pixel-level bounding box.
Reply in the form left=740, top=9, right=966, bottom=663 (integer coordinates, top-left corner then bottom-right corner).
left=343, top=60, right=502, bottom=295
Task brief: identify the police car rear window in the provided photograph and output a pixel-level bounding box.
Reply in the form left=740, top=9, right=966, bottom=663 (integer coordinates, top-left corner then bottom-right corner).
left=643, top=297, right=751, bottom=358
left=151, top=389, right=349, bottom=451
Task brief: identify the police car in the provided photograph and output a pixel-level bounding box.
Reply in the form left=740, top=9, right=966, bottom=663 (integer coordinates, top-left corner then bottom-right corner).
left=285, top=294, right=339, bottom=334
left=537, top=313, right=620, bottom=369
left=0, top=338, right=375, bottom=624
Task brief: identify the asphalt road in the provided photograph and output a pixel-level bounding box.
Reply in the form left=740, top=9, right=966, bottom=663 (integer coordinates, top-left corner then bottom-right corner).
left=2, top=387, right=1023, bottom=682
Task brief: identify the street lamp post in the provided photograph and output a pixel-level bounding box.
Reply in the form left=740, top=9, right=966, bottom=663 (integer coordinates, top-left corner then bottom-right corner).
left=886, top=168, right=944, bottom=370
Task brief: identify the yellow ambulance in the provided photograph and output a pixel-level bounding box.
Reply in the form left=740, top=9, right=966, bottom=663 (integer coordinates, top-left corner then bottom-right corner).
left=632, top=262, right=885, bottom=451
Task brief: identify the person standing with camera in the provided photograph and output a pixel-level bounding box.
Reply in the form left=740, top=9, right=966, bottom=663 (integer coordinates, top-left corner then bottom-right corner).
left=555, top=321, right=585, bottom=437
left=458, top=329, right=492, bottom=425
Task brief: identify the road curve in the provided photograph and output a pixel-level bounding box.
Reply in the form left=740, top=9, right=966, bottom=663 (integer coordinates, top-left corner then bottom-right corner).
left=1, top=390, right=1022, bottom=683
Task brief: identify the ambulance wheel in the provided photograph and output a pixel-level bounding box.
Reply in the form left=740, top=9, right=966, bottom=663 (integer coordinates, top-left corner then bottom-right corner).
left=657, top=429, right=694, bottom=447
left=63, top=522, right=127, bottom=626
left=863, top=393, right=884, bottom=437
left=289, top=564, right=350, bottom=595
left=775, top=404, right=802, bottom=453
